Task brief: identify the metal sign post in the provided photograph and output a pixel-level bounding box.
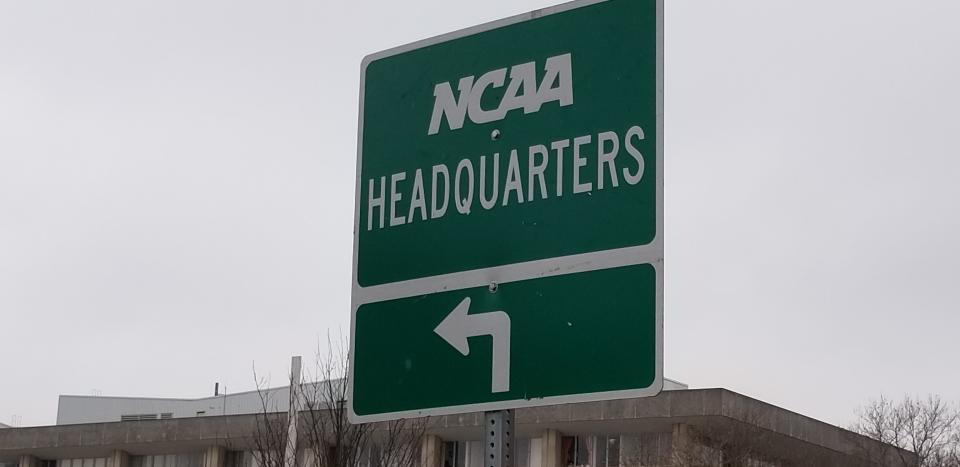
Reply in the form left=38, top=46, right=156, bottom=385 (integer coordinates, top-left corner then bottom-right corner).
left=484, top=410, right=515, bottom=467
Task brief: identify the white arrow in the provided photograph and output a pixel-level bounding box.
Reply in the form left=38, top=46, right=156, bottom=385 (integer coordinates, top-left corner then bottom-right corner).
left=433, top=297, right=512, bottom=393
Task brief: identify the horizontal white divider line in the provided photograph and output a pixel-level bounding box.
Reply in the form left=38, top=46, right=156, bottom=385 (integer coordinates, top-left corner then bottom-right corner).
left=353, top=241, right=663, bottom=305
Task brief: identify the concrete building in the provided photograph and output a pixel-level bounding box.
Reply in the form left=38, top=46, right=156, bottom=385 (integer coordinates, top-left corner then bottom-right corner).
left=55, top=381, right=690, bottom=426
left=0, top=384, right=916, bottom=467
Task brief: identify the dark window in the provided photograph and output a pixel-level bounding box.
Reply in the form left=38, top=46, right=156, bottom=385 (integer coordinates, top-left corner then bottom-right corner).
left=596, top=436, right=619, bottom=467
left=442, top=441, right=465, bottom=467
left=225, top=451, right=251, bottom=467
left=562, top=437, right=592, bottom=467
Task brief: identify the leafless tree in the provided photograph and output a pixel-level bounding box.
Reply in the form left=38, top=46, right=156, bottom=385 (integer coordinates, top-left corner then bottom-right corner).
left=251, top=366, right=295, bottom=467
left=366, top=418, right=428, bottom=467
left=947, top=432, right=960, bottom=466
left=852, top=395, right=959, bottom=467
left=850, top=396, right=902, bottom=466
left=251, top=333, right=426, bottom=467
left=669, top=414, right=783, bottom=467
left=300, top=334, right=370, bottom=467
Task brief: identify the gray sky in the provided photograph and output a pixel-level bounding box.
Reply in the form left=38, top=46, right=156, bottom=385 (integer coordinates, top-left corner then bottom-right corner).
left=2, top=0, right=959, bottom=428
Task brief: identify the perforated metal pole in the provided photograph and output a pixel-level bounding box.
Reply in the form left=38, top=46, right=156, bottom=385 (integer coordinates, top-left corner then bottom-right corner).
left=484, top=410, right=515, bottom=467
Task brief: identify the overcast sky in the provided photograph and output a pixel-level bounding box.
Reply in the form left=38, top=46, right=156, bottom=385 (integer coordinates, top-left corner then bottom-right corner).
left=2, top=0, right=959, bottom=428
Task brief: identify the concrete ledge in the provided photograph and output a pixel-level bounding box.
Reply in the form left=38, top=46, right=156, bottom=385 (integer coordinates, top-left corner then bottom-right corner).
left=1, top=389, right=914, bottom=466
left=0, top=414, right=265, bottom=460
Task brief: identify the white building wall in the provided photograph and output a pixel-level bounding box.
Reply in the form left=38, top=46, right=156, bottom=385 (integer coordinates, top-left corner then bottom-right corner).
left=57, top=379, right=682, bottom=425
left=56, top=386, right=292, bottom=425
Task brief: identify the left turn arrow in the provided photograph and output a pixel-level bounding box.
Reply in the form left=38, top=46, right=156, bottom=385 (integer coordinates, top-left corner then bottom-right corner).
left=433, top=297, right=512, bottom=393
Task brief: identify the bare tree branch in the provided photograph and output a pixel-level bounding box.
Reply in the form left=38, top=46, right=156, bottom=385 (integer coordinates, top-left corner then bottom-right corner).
left=252, top=366, right=291, bottom=467
left=251, top=331, right=426, bottom=467
left=853, top=395, right=960, bottom=467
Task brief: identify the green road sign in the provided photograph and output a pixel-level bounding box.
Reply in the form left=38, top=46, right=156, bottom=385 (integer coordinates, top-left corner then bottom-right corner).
left=353, top=265, right=657, bottom=418
left=350, top=0, right=663, bottom=423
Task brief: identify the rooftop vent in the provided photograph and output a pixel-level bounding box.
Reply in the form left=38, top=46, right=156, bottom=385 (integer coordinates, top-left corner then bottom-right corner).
left=120, top=414, right=159, bottom=422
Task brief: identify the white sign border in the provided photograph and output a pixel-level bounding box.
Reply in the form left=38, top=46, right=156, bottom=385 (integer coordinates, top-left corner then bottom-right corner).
left=348, top=0, right=664, bottom=424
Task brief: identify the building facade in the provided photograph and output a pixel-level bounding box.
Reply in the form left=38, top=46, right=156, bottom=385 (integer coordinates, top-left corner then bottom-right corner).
left=1, top=387, right=915, bottom=467
left=56, top=382, right=691, bottom=427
